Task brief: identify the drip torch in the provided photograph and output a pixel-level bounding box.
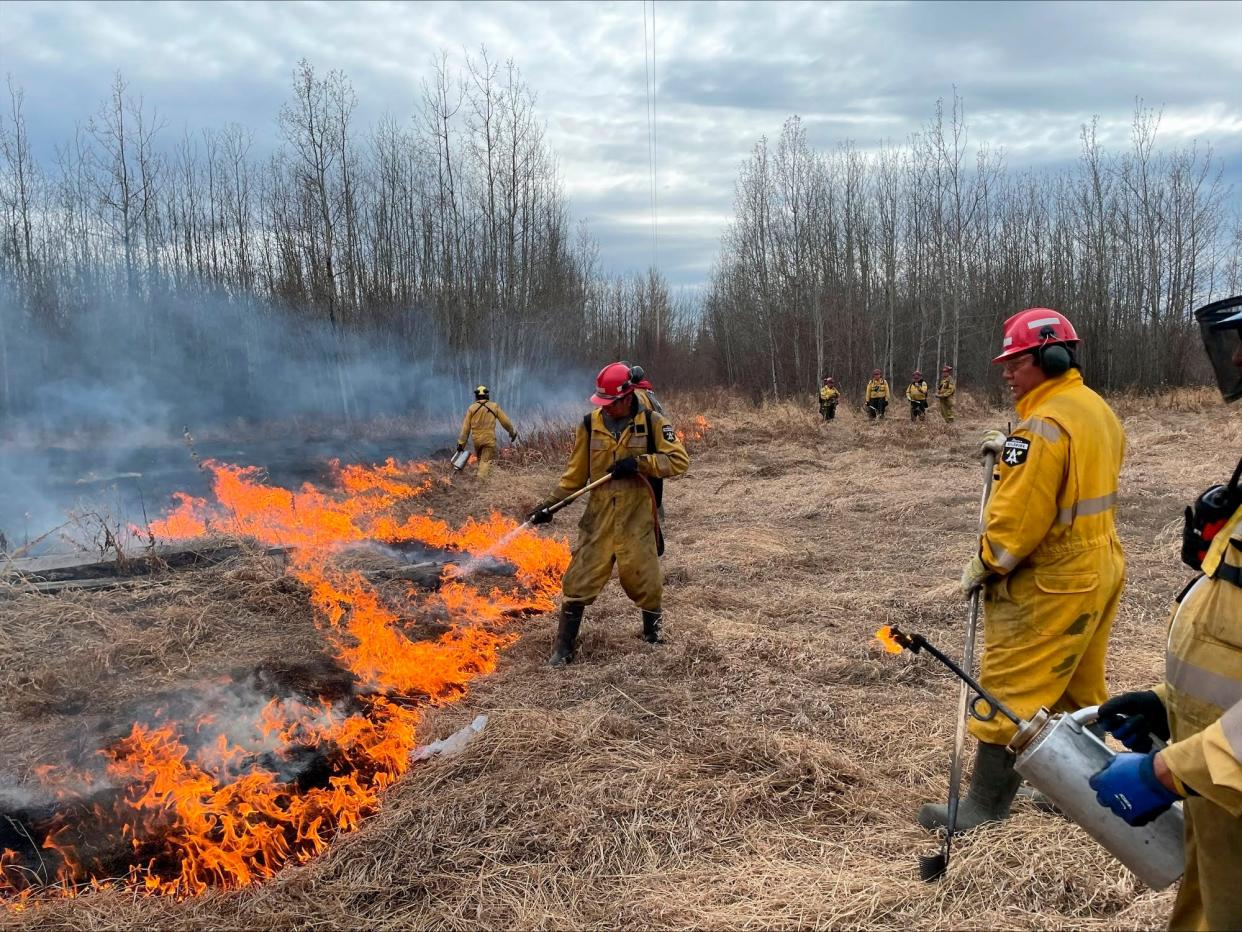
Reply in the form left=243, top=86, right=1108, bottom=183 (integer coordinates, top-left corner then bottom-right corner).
left=876, top=624, right=1185, bottom=890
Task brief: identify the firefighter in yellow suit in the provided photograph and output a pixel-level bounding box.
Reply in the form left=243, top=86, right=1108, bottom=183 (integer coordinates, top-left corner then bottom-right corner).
left=906, top=370, right=929, bottom=421
left=865, top=369, right=890, bottom=419
left=920, top=307, right=1126, bottom=832
left=819, top=377, right=840, bottom=421
left=456, top=385, right=516, bottom=480
left=529, top=362, right=689, bottom=666
left=1092, top=295, right=1242, bottom=931
left=937, top=365, right=956, bottom=422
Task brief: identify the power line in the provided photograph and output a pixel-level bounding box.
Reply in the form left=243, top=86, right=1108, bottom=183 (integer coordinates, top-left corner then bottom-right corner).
left=641, top=0, right=658, bottom=272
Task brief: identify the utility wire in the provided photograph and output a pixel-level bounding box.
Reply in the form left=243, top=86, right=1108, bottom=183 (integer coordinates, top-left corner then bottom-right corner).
left=642, top=0, right=658, bottom=272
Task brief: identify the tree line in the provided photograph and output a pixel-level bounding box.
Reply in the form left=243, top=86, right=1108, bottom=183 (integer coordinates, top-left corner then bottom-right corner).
left=1, top=59, right=1237, bottom=425
left=0, top=52, right=700, bottom=426
left=705, top=97, right=1240, bottom=400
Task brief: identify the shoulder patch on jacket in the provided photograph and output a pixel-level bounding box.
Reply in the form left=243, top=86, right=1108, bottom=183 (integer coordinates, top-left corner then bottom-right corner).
left=1001, top=437, right=1030, bottom=467
left=662, top=424, right=677, bottom=443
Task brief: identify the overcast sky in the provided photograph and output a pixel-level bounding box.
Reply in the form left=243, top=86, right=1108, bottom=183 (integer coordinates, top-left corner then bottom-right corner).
left=3, top=0, right=1240, bottom=289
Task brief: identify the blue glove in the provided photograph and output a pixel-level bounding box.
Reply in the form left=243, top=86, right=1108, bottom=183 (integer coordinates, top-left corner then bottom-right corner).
left=1089, top=752, right=1180, bottom=827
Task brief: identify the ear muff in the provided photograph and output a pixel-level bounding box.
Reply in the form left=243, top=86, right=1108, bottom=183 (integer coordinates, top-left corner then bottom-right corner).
left=1036, top=326, right=1072, bottom=375
left=1039, top=344, right=1072, bottom=375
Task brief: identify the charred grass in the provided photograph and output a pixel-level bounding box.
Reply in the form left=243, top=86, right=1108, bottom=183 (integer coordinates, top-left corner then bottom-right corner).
left=2, top=391, right=1238, bottom=929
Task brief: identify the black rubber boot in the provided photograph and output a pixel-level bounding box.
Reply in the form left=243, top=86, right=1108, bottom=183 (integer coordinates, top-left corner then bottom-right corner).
left=917, top=741, right=1021, bottom=832
left=641, top=609, right=663, bottom=644
left=549, top=603, right=584, bottom=667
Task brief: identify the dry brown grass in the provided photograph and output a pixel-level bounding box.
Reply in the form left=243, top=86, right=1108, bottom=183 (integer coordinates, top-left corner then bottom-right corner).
left=2, top=390, right=1237, bottom=930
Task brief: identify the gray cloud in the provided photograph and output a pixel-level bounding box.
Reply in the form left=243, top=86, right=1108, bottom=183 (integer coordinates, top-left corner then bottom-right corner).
left=3, top=0, right=1239, bottom=288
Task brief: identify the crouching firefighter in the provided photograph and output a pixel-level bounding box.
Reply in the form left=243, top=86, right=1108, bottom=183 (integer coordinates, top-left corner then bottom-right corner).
left=1090, top=295, right=1242, bottom=932
left=919, top=307, right=1126, bottom=833
left=528, top=362, right=689, bottom=667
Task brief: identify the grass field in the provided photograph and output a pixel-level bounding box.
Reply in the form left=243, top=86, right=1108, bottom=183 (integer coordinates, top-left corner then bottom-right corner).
left=2, top=386, right=1237, bottom=929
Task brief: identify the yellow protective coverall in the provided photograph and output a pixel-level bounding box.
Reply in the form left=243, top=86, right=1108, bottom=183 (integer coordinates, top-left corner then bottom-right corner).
left=937, top=375, right=956, bottom=421
left=819, top=385, right=839, bottom=420
left=634, top=387, right=665, bottom=415
left=907, top=380, right=929, bottom=420
left=865, top=378, right=890, bottom=418
left=971, top=368, right=1126, bottom=745
left=552, top=407, right=688, bottom=611
left=457, top=400, right=516, bottom=480
left=1158, top=504, right=1242, bottom=931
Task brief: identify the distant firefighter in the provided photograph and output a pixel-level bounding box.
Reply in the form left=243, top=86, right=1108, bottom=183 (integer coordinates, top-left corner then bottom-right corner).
left=456, top=385, right=517, bottom=480
left=528, top=362, right=688, bottom=667
left=865, top=369, right=889, bottom=419
left=937, top=365, right=957, bottom=422
left=819, top=377, right=840, bottom=421
left=906, top=371, right=929, bottom=421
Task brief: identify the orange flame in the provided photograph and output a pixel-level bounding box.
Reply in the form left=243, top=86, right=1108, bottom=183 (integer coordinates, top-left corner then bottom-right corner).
left=675, top=414, right=712, bottom=445
left=4, top=457, right=570, bottom=901
left=874, top=625, right=905, bottom=654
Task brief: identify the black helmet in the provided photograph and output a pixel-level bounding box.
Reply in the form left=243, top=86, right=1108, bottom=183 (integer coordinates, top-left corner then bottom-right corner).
left=474, top=384, right=490, bottom=400
left=1195, top=295, right=1242, bottom=403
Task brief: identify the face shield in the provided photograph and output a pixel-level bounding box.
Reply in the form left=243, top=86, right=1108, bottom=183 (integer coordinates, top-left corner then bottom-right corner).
left=1196, top=296, right=1242, bottom=403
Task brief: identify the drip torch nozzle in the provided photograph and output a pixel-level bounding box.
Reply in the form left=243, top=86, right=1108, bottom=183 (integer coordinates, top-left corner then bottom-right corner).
left=874, top=625, right=1021, bottom=726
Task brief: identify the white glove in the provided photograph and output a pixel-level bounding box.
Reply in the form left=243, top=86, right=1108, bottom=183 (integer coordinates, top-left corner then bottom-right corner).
left=978, top=429, right=1006, bottom=463
left=960, top=553, right=990, bottom=596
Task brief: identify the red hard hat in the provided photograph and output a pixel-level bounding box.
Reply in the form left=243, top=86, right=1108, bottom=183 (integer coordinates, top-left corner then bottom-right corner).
left=942, top=364, right=953, bottom=372
left=993, top=308, right=1080, bottom=364
left=826, top=377, right=835, bottom=384
left=591, top=362, right=635, bottom=406
left=872, top=369, right=882, bottom=378
left=912, top=370, right=922, bottom=379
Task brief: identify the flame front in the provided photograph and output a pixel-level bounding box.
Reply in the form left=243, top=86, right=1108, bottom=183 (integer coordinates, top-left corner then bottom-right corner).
left=2, top=457, right=569, bottom=900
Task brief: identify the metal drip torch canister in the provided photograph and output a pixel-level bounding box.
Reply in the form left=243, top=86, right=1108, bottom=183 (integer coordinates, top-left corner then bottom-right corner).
left=1008, top=705, right=1184, bottom=890
left=450, top=449, right=471, bottom=471
left=877, top=626, right=1185, bottom=890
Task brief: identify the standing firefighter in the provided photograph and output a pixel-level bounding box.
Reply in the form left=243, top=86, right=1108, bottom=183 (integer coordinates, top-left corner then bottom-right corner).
left=906, top=370, right=929, bottom=421
left=528, top=363, right=689, bottom=667
left=919, top=307, right=1126, bottom=832
left=819, top=377, right=840, bottom=421
left=1090, top=295, right=1242, bottom=931
left=865, top=369, right=890, bottom=419
left=937, top=365, right=957, bottom=422
left=456, top=385, right=517, bottom=480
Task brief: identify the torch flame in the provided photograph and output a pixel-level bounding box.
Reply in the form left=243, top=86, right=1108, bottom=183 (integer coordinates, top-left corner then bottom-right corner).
left=874, top=625, right=905, bottom=654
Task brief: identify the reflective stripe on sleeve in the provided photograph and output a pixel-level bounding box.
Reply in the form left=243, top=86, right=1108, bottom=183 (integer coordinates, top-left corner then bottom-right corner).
left=1016, top=415, right=1063, bottom=442
left=1222, top=701, right=1242, bottom=759
left=1056, top=491, right=1118, bottom=526
left=1167, top=652, right=1242, bottom=712
left=990, top=546, right=1021, bottom=572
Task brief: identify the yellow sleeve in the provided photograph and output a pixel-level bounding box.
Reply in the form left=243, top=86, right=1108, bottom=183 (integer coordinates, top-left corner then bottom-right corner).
left=642, top=412, right=690, bottom=479
left=1161, top=700, right=1242, bottom=816
left=550, top=422, right=591, bottom=501
left=881, top=382, right=890, bottom=400
left=979, top=426, right=1066, bottom=573
left=457, top=406, right=474, bottom=446
left=494, top=404, right=516, bottom=438
left=905, top=384, right=915, bottom=401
